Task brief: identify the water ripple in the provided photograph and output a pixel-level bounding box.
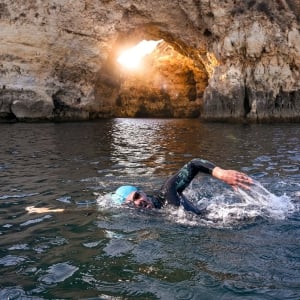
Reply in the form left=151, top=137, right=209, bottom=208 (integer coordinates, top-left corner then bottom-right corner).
left=20, top=215, right=52, bottom=227
left=0, top=254, right=27, bottom=266
left=39, top=262, right=79, bottom=284
left=8, top=244, right=30, bottom=250
left=0, top=287, right=43, bottom=300
left=103, top=239, right=134, bottom=257
left=0, top=192, right=39, bottom=200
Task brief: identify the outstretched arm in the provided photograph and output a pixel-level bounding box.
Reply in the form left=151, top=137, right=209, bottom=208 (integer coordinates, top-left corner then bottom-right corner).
left=26, top=206, right=65, bottom=213
left=159, top=158, right=253, bottom=208
left=25, top=206, right=94, bottom=216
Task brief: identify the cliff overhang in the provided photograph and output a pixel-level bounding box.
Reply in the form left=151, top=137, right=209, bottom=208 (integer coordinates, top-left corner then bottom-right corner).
left=0, top=0, right=300, bottom=122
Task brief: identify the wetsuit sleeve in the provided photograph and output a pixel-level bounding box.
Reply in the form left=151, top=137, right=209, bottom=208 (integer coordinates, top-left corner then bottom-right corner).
left=179, top=194, right=207, bottom=215
left=158, top=158, right=216, bottom=208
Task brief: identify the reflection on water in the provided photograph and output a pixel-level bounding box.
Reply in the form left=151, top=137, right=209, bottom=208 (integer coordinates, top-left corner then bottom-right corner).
left=0, top=119, right=299, bottom=299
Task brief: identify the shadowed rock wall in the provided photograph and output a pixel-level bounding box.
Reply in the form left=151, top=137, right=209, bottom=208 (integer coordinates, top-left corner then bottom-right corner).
left=0, top=0, right=299, bottom=122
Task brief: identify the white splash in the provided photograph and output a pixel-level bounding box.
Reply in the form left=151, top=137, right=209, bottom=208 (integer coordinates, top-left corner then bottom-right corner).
left=235, top=181, right=294, bottom=219
left=169, top=180, right=296, bottom=228
left=96, top=193, right=117, bottom=209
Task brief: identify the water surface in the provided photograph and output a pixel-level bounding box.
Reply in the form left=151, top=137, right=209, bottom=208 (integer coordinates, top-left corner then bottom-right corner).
left=0, top=119, right=299, bottom=299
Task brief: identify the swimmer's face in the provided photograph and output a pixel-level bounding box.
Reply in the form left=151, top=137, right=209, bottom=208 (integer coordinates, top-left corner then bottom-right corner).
left=125, top=191, right=154, bottom=209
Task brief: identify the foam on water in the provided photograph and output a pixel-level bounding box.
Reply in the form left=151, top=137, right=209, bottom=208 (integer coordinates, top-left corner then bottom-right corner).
left=96, top=193, right=117, bottom=208
left=170, top=180, right=297, bottom=228
left=236, top=180, right=295, bottom=219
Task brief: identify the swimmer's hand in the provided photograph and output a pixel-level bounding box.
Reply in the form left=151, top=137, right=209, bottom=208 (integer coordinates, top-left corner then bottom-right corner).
left=26, top=206, right=65, bottom=214
left=212, top=167, right=253, bottom=191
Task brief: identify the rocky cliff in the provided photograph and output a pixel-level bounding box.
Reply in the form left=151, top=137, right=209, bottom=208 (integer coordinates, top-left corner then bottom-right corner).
left=0, top=0, right=299, bottom=122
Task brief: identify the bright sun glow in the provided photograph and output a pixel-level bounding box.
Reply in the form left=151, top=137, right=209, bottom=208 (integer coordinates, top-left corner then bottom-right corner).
left=117, top=40, right=162, bottom=69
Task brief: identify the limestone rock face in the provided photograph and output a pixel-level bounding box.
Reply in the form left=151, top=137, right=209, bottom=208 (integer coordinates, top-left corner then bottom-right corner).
left=0, top=0, right=299, bottom=122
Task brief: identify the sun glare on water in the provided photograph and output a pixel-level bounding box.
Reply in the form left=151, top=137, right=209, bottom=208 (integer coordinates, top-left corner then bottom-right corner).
left=117, top=40, right=162, bottom=70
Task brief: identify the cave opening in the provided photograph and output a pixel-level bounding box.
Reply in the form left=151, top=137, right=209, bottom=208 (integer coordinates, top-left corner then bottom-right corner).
left=117, top=39, right=163, bottom=70
left=96, top=32, right=209, bottom=118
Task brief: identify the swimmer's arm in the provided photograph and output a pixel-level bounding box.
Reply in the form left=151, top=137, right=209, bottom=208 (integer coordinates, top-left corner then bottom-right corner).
left=160, top=158, right=216, bottom=206
left=26, top=206, right=65, bottom=214
left=25, top=206, right=94, bottom=216
left=212, top=167, right=253, bottom=190
left=162, top=176, right=181, bottom=206
left=179, top=194, right=207, bottom=215
left=179, top=159, right=252, bottom=191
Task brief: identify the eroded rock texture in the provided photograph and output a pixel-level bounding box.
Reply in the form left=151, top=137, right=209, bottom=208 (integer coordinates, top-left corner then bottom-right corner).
left=0, top=0, right=299, bottom=122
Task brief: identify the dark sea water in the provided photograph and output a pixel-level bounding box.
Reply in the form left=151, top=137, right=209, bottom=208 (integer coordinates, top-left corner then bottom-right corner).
left=0, top=119, right=299, bottom=300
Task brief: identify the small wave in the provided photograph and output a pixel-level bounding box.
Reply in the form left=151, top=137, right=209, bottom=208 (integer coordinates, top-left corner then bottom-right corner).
left=0, top=287, right=42, bottom=300
left=82, top=240, right=102, bottom=248
left=56, top=195, right=72, bottom=203
left=8, top=244, right=29, bottom=250
left=0, top=192, right=39, bottom=200
left=96, top=193, right=116, bottom=208
left=39, top=262, right=78, bottom=284
left=235, top=180, right=295, bottom=219
left=20, top=215, right=52, bottom=227
left=0, top=255, right=27, bottom=266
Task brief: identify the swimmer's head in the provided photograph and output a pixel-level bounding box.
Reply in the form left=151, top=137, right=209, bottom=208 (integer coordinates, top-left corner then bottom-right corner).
left=125, top=190, right=154, bottom=209
left=111, top=185, right=138, bottom=205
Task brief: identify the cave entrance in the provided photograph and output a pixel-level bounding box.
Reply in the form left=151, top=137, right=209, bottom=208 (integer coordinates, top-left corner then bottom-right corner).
left=117, top=39, right=163, bottom=70
left=112, top=37, right=209, bottom=118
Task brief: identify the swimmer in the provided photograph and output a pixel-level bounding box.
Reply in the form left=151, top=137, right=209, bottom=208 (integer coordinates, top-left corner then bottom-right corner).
left=26, top=158, right=253, bottom=215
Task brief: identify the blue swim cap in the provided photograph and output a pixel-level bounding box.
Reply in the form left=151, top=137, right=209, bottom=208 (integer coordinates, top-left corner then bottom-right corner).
left=111, top=185, right=138, bottom=205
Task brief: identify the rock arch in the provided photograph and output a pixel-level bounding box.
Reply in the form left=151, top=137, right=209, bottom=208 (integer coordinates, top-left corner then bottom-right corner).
left=94, top=25, right=209, bottom=118
left=0, top=0, right=299, bottom=122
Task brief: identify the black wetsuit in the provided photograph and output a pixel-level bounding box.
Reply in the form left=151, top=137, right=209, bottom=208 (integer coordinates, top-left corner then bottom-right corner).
left=150, top=158, right=216, bottom=215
